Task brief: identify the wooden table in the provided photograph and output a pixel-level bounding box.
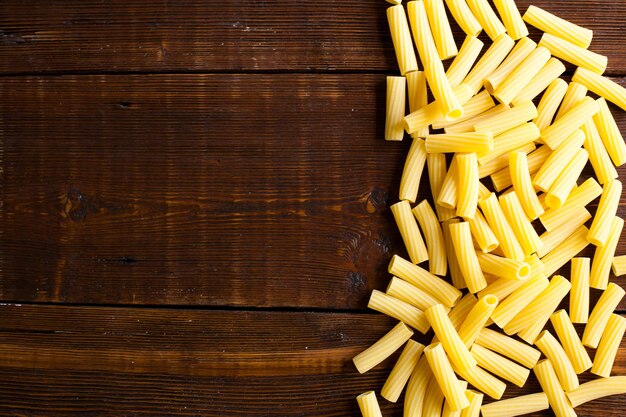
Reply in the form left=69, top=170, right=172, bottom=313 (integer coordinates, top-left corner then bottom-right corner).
left=0, top=1, right=624, bottom=415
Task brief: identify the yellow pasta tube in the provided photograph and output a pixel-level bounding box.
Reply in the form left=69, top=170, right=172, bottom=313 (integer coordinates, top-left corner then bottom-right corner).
left=424, top=343, right=470, bottom=411
left=425, top=304, right=477, bottom=372
left=595, top=97, right=626, bottom=166
left=566, top=377, right=626, bottom=408
left=582, top=282, right=625, bottom=348
left=399, top=138, right=428, bottom=203
left=535, top=330, right=579, bottom=391
left=493, top=47, right=551, bottom=105
left=422, top=375, right=445, bottom=417
left=539, top=33, right=607, bottom=74
left=555, top=81, right=588, bottom=121
left=492, top=0, right=527, bottom=39
left=500, top=191, right=544, bottom=256
left=442, top=380, right=468, bottom=417
left=484, top=37, right=537, bottom=94
left=533, top=129, right=586, bottom=192
left=449, top=222, right=487, bottom=293
left=423, top=0, right=458, bottom=60
left=573, top=67, right=626, bottom=111
left=353, top=321, right=414, bottom=374
left=587, top=179, right=622, bottom=246
left=479, top=142, right=535, bottom=179
left=407, top=0, right=438, bottom=63
left=477, top=122, right=540, bottom=165
left=444, top=0, right=482, bottom=37
left=407, top=71, right=430, bottom=139
left=448, top=293, right=479, bottom=331
left=454, top=364, right=506, bottom=400
left=490, top=144, right=550, bottom=191
left=456, top=153, right=478, bottom=219
left=513, top=57, right=566, bottom=104
left=369, top=290, right=430, bottom=334
left=534, top=78, right=568, bottom=132
left=433, top=90, right=495, bottom=130
left=389, top=255, right=462, bottom=307
left=413, top=200, right=447, bottom=276
left=550, top=309, right=593, bottom=374
left=466, top=0, right=506, bottom=41
left=539, top=177, right=602, bottom=231
left=446, top=104, right=510, bottom=134
left=478, top=276, right=526, bottom=301
left=404, top=355, right=433, bottom=417
left=476, top=251, right=529, bottom=280
left=612, top=255, right=626, bottom=276
left=473, top=100, right=537, bottom=136
left=470, top=344, right=530, bottom=387
left=520, top=293, right=573, bottom=345
left=382, top=339, right=425, bottom=402
left=480, top=393, right=549, bottom=417
left=541, top=226, right=590, bottom=278
left=491, top=274, right=549, bottom=328
left=438, top=155, right=459, bottom=209
left=510, top=151, right=544, bottom=219
left=537, top=208, right=591, bottom=258
left=387, top=5, right=419, bottom=75
left=463, top=34, right=515, bottom=95
left=387, top=276, right=445, bottom=312
left=426, top=132, right=493, bottom=154
left=428, top=153, right=457, bottom=222
left=545, top=148, right=588, bottom=209
left=460, top=390, right=483, bottom=417
left=479, top=193, right=525, bottom=261
left=522, top=5, right=592, bottom=48
left=581, top=119, right=618, bottom=185
left=541, top=96, right=598, bottom=149
left=356, top=391, right=383, bottom=417
left=404, top=84, right=473, bottom=134
left=476, top=328, right=541, bottom=368
left=443, top=219, right=466, bottom=289
left=570, top=257, right=590, bottom=324
left=385, top=76, right=406, bottom=141
left=590, top=217, right=624, bottom=290
left=391, top=200, right=429, bottom=264
left=457, top=294, right=498, bottom=347
left=446, top=36, right=484, bottom=88
left=534, top=359, right=577, bottom=417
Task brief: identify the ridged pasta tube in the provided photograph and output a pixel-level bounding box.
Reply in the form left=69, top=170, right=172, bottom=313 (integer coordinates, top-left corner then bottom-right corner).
left=425, top=304, right=477, bottom=372
left=477, top=276, right=526, bottom=301
left=492, top=0, right=527, bottom=39
left=510, top=151, right=544, bottom=219
left=356, top=391, right=383, bottom=417
left=491, top=274, right=549, bottom=328
left=491, top=144, right=550, bottom=191
left=353, top=322, right=414, bottom=374
left=581, top=119, right=618, bottom=185
left=387, top=276, right=447, bottom=311
left=479, top=193, right=525, bottom=261
left=587, top=179, right=622, bottom=246
left=500, top=192, right=544, bottom=256
left=537, top=208, right=591, bottom=258
left=381, top=339, right=425, bottom=402
left=466, top=0, right=506, bottom=41
left=385, top=76, right=406, bottom=141
left=456, top=153, right=479, bottom=219
left=534, top=78, right=568, bottom=131
left=513, top=57, right=566, bottom=104
left=446, top=36, right=484, bottom=88
left=477, top=122, right=540, bottom=165
left=404, top=84, right=473, bottom=133
left=454, top=364, right=506, bottom=400
left=457, top=294, right=498, bottom=347
left=479, top=142, right=535, bottom=179
left=406, top=71, right=430, bottom=139
left=413, top=200, right=447, bottom=276
left=443, top=219, right=466, bottom=289
left=539, top=178, right=602, bottom=231
left=423, top=0, right=458, bottom=60
left=541, top=96, right=598, bottom=149
left=433, top=91, right=495, bottom=129
left=572, top=67, right=626, bottom=111
left=476, top=251, right=530, bottom=280
left=476, top=328, right=541, bottom=368
left=390, top=200, right=429, bottom=264
left=539, top=33, right=607, bottom=74
left=446, top=104, right=510, bottom=134
left=404, top=355, right=432, bottom=417
left=387, top=5, right=419, bottom=75
left=368, top=290, right=430, bottom=334
left=422, top=374, right=444, bottom=417
left=429, top=154, right=460, bottom=221
left=582, top=282, right=625, bottom=348
left=448, top=293, right=478, bottom=330
left=449, top=222, right=487, bottom=293
left=555, top=81, right=588, bottom=121
left=493, top=46, right=551, bottom=105
left=425, top=132, right=493, bottom=153
left=544, top=148, right=588, bottom=209
left=570, top=257, right=590, bottom=324
left=438, top=155, right=459, bottom=209
left=424, top=343, right=470, bottom=411
left=535, top=330, right=579, bottom=391
left=444, top=0, right=482, bottom=36
left=480, top=393, right=549, bottom=417
left=463, top=34, right=515, bottom=95
left=473, top=100, right=537, bottom=136
left=591, top=314, right=626, bottom=378
left=590, top=217, right=624, bottom=290
left=594, top=97, right=626, bottom=166
left=442, top=380, right=468, bottom=417
left=399, top=138, right=428, bottom=203
left=541, top=226, right=590, bottom=278
left=522, top=5, right=592, bottom=48
left=533, top=129, right=586, bottom=192
left=612, top=255, right=626, bottom=277
left=566, top=377, right=626, bottom=408
left=470, top=344, right=530, bottom=387
left=484, top=37, right=537, bottom=94
left=460, top=390, right=483, bottom=417
left=534, top=359, right=577, bottom=417
left=550, top=309, right=593, bottom=374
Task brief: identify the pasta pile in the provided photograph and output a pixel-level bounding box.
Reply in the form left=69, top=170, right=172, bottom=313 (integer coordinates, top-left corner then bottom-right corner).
left=356, top=1, right=626, bottom=416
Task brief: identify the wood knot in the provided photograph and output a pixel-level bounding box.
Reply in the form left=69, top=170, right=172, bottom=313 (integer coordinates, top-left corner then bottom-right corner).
left=365, top=188, right=388, bottom=213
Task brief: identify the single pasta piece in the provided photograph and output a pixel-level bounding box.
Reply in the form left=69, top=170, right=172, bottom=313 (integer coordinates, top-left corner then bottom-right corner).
left=353, top=322, right=414, bottom=373
left=535, top=330, right=579, bottom=391
left=404, top=355, right=432, bottom=417
left=476, top=328, right=541, bottom=368
left=390, top=200, right=429, bottom=265
left=572, top=67, right=626, bottom=111
left=510, top=151, right=544, bottom=219
left=537, top=208, right=591, bottom=258
left=539, top=33, right=607, bottom=74
left=453, top=364, right=506, bottom=400
left=368, top=290, right=430, bottom=334
left=480, top=393, right=549, bottom=417
left=428, top=154, right=457, bottom=221
left=443, top=219, right=466, bottom=289
left=539, top=178, right=602, bottom=231
left=456, top=153, right=479, bottom=219
left=612, top=255, right=626, bottom=276
left=446, top=36, right=484, bottom=88
left=522, top=5, right=592, bottom=48
left=381, top=339, right=425, bottom=402
left=446, top=104, right=510, bottom=134
left=587, top=179, right=622, bottom=246
left=534, top=359, right=577, bottom=417
left=448, top=293, right=478, bottom=330
left=493, top=46, right=551, bottom=105
left=387, top=276, right=442, bottom=311
left=470, top=344, right=530, bottom=387
left=423, top=0, right=458, bottom=60
left=356, top=391, right=383, bottom=417
left=570, top=257, right=590, bottom=324
left=477, top=276, right=526, bottom=301
left=404, top=84, right=473, bottom=133
left=594, top=97, right=626, bottom=166
left=399, top=138, right=428, bottom=202
left=500, top=192, right=543, bottom=256
left=491, top=144, right=550, bottom=191
left=590, top=217, right=624, bottom=289
left=491, top=274, right=549, bottom=328
left=566, top=376, right=626, bottom=408
left=425, top=304, right=476, bottom=372
left=460, top=390, right=483, bottom=417
left=544, top=148, right=588, bottom=209
left=387, top=5, right=419, bottom=75
left=433, top=91, right=495, bottom=129
left=473, top=100, right=537, bottom=136
left=582, top=282, right=625, bottom=348
left=479, top=193, right=525, bottom=261
left=424, top=343, right=470, bottom=411
left=438, top=155, right=459, bottom=209
left=477, top=122, right=540, bottom=165
left=476, top=251, right=529, bottom=280
left=519, top=293, right=574, bottom=345
left=422, top=374, right=445, bottom=417
left=534, top=78, right=568, bottom=131
left=463, top=34, right=515, bottom=95
left=581, top=119, right=618, bottom=185
left=444, top=0, right=482, bottom=36
left=550, top=310, right=593, bottom=374
left=466, top=0, right=506, bottom=41
left=541, top=226, right=590, bottom=278
left=555, top=81, right=588, bottom=121
left=385, top=76, right=406, bottom=141
left=492, top=0, right=527, bottom=39
left=457, top=294, right=498, bottom=347
left=441, top=380, right=468, bottom=417
left=591, top=314, right=626, bottom=378
left=413, top=200, right=448, bottom=276
left=541, top=96, right=598, bottom=149
left=406, top=71, right=430, bottom=139
left=425, top=132, right=493, bottom=153
left=449, top=222, right=486, bottom=293
left=513, top=57, right=566, bottom=104
left=484, top=37, right=537, bottom=94
left=479, top=142, right=535, bottom=179
left=533, top=129, right=586, bottom=192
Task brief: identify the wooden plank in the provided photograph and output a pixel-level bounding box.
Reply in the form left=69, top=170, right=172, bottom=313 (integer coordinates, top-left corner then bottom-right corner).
left=1, top=74, right=626, bottom=308
left=0, top=0, right=625, bottom=74
left=0, top=304, right=622, bottom=416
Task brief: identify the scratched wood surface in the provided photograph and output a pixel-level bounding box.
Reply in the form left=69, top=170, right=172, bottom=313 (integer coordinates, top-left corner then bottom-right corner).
left=0, top=0, right=625, bottom=416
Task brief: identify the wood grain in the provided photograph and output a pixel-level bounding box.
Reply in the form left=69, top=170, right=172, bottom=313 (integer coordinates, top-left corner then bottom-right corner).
left=0, top=304, right=621, bottom=416
left=0, top=1, right=624, bottom=75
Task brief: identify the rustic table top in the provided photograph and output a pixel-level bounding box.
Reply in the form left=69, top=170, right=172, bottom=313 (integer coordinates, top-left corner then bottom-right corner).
left=0, top=1, right=624, bottom=416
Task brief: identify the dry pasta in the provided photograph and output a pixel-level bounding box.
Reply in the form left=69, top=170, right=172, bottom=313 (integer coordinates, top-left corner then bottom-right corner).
left=535, top=330, right=579, bottom=391
left=539, top=33, right=607, bottom=74
left=438, top=155, right=460, bottom=209
left=404, top=85, right=473, bottom=133
left=595, top=97, right=626, bottom=166
left=433, top=91, right=495, bottom=129
left=460, top=390, right=483, bottom=417
left=541, top=96, right=598, bottom=149
left=422, top=375, right=445, bottom=417
left=479, top=193, right=525, bottom=261
left=381, top=339, right=425, bottom=402
left=387, top=5, right=419, bottom=75
left=493, top=47, right=551, bottom=105
left=425, top=132, right=493, bottom=153
left=423, top=0, right=458, bottom=60
left=446, top=104, right=510, bottom=134
left=492, top=0, right=527, bottom=40
left=587, top=179, right=622, bottom=247
left=406, top=71, right=430, bottom=139
left=449, top=222, right=486, bottom=293
left=453, top=363, right=506, bottom=400
left=491, top=144, right=550, bottom=191
left=544, top=148, right=588, bottom=209
left=522, top=5, right=592, bottom=48
left=478, top=276, right=526, bottom=301
left=353, top=322, right=414, bottom=374
left=591, top=314, right=626, bottom=378
left=443, top=219, right=466, bottom=289
left=484, top=37, right=537, bottom=94
left=513, top=57, right=566, bottom=104
left=385, top=76, right=406, bottom=141
left=534, top=359, right=577, bottom=417
left=404, top=355, right=432, bottom=417
left=573, top=66, right=626, bottom=111
left=456, top=153, right=479, bottom=219
left=356, top=391, right=383, bottom=417
left=424, top=343, right=470, bottom=411
left=498, top=191, right=543, bottom=256
left=582, top=282, right=626, bottom=348
left=566, top=377, right=626, bottom=408
left=537, top=208, right=591, bottom=258
left=476, top=328, right=541, bottom=368
left=390, top=200, right=429, bottom=264
left=555, top=81, right=588, bottom=121
left=425, top=304, right=477, bottom=371
left=457, top=294, right=499, bottom=347
left=479, top=142, right=535, bottom=179
left=570, top=257, right=590, bottom=324
left=442, top=380, right=468, bottom=417
left=463, top=34, right=515, bottom=95
left=413, top=200, right=448, bottom=276
left=480, top=393, right=549, bottom=417
left=612, top=255, right=626, bottom=277
left=466, top=0, right=506, bottom=41
left=541, top=226, right=590, bottom=278
left=550, top=309, right=593, bottom=374
left=368, top=290, right=430, bottom=334
left=470, top=343, right=530, bottom=387
left=428, top=153, right=457, bottom=221
left=387, top=276, right=445, bottom=312
left=473, top=100, right=537, bottom=136
left=476, top=251, right=529, bottom=280
left=477, top=122, right=540, bottom=165
left=539, top=178, right=602, bottom=231
left=510, top=151, right=544, bottom=219
left=444, top=0, right=482, bottom=36
left=590, top=217, right=624, bottom=290
left=533, top=129, right=586, bottom=193
left=446, top=36, right=484, bottom=88
left=448, top=293, right=478, bottom=330
left=491, top=274, right=549, bottom=328
left=399, top=138, right=428, bottom=202
left=534, top=78, right=568, bottom=131
left=582, top=119, right=618, bottom=185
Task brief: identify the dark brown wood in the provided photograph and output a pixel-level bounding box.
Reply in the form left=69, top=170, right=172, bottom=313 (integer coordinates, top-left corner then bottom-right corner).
left=0, top=1, right=625, bottom=75
left=0, top=304, right=621, bottom=416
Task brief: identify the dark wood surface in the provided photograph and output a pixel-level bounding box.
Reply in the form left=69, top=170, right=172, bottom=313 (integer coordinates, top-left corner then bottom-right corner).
left=0, top=1, right=625, bottom=415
